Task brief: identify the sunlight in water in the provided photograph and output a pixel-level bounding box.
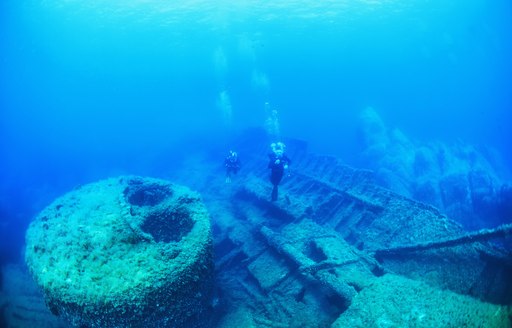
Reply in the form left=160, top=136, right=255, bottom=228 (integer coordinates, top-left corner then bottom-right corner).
left=44, top=0, right=406, bottom=26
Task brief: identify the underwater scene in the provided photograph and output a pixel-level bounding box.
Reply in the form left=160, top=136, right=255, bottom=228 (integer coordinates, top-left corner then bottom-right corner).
left=1, top=0, right=512, bottom=327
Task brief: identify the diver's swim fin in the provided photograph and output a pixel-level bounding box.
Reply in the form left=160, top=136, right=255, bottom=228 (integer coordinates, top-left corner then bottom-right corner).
left=271, top=186, right=278, bottom=201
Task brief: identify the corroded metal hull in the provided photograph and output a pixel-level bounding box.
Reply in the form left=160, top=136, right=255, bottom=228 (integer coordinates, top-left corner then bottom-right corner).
left=16, top=132, right=512, bottom=327
left=172, top=132, right=512, bottom=327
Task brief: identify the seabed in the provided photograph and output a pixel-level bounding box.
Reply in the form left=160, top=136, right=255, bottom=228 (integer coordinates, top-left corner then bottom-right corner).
left=2, top=133, right=512, bottom=327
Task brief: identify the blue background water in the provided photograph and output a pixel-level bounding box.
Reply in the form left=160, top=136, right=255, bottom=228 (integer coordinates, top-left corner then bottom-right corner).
left=1, top=0, right=511, bottom=264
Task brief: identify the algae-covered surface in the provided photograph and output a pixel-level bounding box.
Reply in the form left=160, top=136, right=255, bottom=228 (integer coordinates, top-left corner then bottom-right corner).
left=25, top=176, right=213, bottom=327
left=332, top=274, right=511, bottom=328
left=16, top=149, right=512, bottom=328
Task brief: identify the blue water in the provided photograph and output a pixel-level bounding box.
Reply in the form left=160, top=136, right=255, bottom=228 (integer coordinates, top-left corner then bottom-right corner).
left=1, top=0, right=511, bottom=264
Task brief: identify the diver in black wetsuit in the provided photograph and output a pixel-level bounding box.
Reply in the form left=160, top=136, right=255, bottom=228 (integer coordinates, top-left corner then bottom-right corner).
left=224, top=150, right=240, bottom=183
left=268, top=142, right=291, bottom=201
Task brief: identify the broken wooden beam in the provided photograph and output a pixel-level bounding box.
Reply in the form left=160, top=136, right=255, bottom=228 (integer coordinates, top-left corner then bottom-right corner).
left=374, top=223, right=512, bottom=258
left=259, top=226, right=357, bottom=304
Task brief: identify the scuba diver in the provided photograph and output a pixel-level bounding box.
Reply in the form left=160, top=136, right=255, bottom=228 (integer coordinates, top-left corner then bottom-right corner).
left=268, top=142, right=291, bottom=201
left=224, top=150, right=240, bottom=183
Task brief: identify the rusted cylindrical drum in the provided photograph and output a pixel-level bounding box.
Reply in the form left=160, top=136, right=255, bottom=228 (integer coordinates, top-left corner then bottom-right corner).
left=25, top=176, right=213, bottom=327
